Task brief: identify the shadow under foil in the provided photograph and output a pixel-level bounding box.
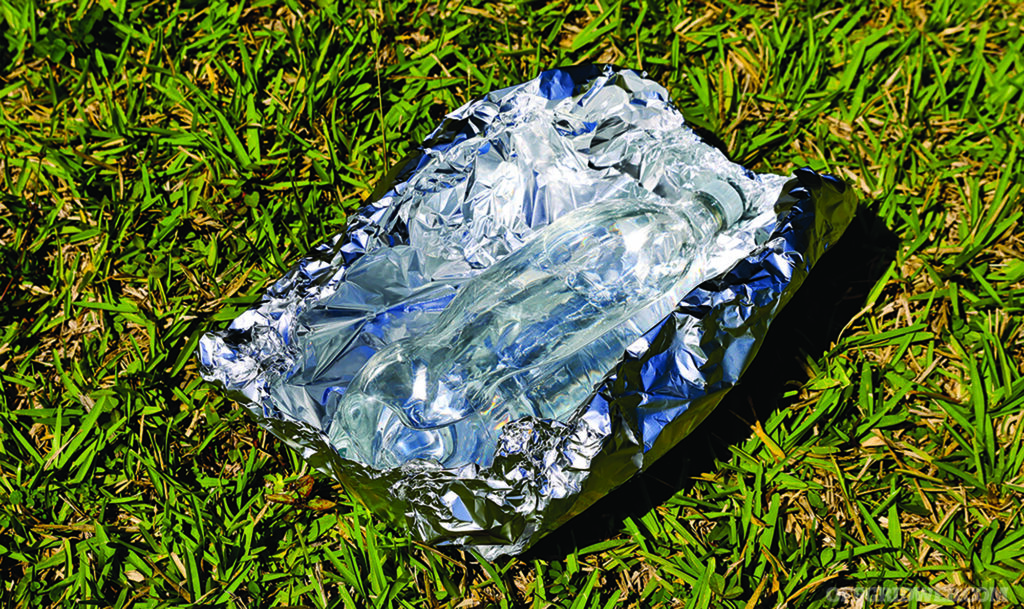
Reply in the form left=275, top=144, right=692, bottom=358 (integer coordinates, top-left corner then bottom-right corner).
left=523, top=204, right=897, bottom=560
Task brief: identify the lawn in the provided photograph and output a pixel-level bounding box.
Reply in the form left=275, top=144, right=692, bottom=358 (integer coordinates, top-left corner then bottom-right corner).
left=1, top=0, right=1022, bottom=607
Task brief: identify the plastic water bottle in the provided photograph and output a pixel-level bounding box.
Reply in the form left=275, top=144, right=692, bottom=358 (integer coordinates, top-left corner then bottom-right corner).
left=326, top=177, right=746, bottom=468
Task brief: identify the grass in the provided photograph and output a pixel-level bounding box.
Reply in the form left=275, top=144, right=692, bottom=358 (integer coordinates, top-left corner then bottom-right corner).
left=1, top=0, right=1022, bottom=606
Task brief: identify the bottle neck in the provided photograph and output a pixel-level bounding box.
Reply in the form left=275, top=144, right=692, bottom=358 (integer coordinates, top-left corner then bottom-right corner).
left=693, top=179, right=745, bottom=231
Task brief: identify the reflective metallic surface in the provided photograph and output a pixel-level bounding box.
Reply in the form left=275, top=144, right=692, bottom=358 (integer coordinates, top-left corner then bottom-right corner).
left=198, top=65, right=857, bottom=558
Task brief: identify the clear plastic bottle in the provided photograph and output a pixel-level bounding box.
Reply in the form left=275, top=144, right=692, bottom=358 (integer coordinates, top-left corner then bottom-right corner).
left=326, top=177, right=746, bottom=469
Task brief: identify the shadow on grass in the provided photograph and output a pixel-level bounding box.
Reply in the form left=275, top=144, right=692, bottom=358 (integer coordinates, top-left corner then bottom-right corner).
left=524, top=204, right=898, bottom=560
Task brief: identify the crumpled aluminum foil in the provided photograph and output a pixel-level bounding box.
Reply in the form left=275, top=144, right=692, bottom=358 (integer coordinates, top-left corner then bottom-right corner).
left=198, top=64, right=857, bottom=559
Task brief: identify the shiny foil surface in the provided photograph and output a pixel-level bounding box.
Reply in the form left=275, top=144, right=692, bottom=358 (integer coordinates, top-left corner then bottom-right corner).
left=198, top=65, right=857, bottom=558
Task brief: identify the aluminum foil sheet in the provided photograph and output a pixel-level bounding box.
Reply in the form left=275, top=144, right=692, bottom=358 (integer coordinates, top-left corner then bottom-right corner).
left=198, top=65, right=857, bottom=558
